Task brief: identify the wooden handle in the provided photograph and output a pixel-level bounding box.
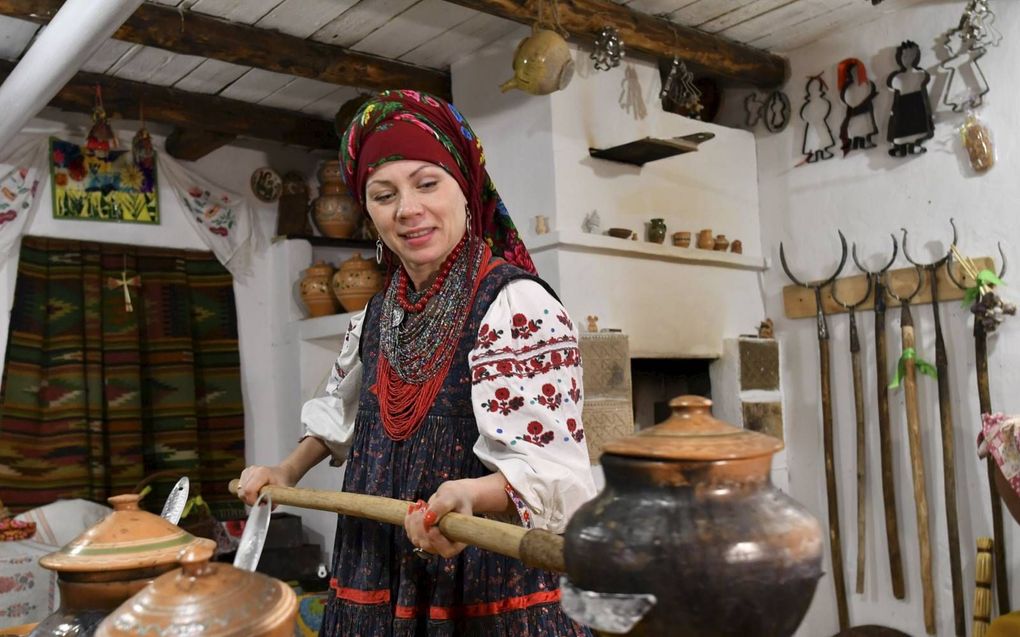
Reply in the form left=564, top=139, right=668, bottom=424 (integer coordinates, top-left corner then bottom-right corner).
left=974, top=537, right=993, bottom=637
left=902, top=324, right=936, bottom=634
left=227, top=480, right=565, bottom=573
left=851, top=350, right=867, bottom=595
left=819, top=341, right=849, bottom=632
left=874, top=308, right=906, bottom=599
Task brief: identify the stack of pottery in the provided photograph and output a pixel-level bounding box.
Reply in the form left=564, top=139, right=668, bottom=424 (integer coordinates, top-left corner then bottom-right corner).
left=299, top=261, right=339, bottom=317
left=311, top=160, right=361, bottom=239
left=95, top=539, right=296, bottom=637
left=332, top=253, right=384, bottom=312
left=31, top=494, right=202, bottom=637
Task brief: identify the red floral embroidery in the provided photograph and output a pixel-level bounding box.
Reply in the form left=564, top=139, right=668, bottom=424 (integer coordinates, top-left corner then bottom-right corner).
left=483, top=386, right=525, bottom=415
left=556, top=310, right=573, bottom=331
left=518, top=420, right=555, bottom=447
left=472, top=346, right=580, bottom=383
left=510, top=313, right=543, bottom=339
left=567, top=418, right=585, bottom=443
left=0, top=210, right=16, bottom=225
left=568, top=378, right=581, bottom=404
left=475, top=323, right=502, bottom=349
left=536, top=383, right=562, bottom=411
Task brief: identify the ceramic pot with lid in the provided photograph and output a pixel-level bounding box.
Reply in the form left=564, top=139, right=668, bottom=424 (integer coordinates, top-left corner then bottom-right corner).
left=31, top=494, right=202, bottom=637
left=332, top=253, right=384, bottom=312
left=96, top=539, right=297, bottom=637
left=564, top=396, right=823, bottom=637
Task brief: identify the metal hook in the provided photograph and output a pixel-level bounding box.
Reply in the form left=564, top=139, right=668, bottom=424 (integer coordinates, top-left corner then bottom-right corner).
left=832, top=272, right=874, bottom=310
left=853, top=234, right=898, bottom=275
left=885, top=266, right=925, bottom=303
left=779, top=230, right=849, bottom=289
left=902, top=220, right=958, bottom=268
left=946, top=241, right=1007, bottom=289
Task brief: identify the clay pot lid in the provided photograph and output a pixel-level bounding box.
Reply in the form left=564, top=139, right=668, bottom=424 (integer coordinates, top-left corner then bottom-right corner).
left=96, top=539, right=296, bottom=637
left=338, top=253, right=378, bottom=271
left=39, top=494, right=200, bottom=573
left=602, top=395, right=783, bottom=461
left=306, top=260, right=334, bottom=276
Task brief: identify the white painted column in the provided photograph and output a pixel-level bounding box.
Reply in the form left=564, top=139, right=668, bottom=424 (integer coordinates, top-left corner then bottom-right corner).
left=0, top=0, right=143, bottom=149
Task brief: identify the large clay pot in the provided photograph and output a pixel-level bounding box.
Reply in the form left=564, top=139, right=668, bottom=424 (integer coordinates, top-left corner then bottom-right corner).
left=299, top=261, right=339, bottom=317
left=32, top=494, right=202, bottom=637
left=564, top=396, right=823, bottom=637
left=96, top=539, right=296, bottom=637
left=500, top=28, right=574, bottom=96
left=332, top=253, right=384, bottom=312
left=312, top=160, right=361, bottom=239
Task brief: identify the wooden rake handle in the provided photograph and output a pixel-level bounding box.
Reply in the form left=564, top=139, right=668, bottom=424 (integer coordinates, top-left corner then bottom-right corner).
left=227, top=480, right=566, bottom=573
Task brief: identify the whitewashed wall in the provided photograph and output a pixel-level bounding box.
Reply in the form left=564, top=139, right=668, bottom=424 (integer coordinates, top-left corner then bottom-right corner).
left=729, top=3, right=1020, bottom=635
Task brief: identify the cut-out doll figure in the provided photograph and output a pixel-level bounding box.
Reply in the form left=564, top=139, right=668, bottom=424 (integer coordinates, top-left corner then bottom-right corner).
left=799, top=73, right=836, bottom=163
left=887, top=41, right=935, bottom=157
left=939, top=25, right=990, bottom=112
left=837, top=58, right=878, bottom=155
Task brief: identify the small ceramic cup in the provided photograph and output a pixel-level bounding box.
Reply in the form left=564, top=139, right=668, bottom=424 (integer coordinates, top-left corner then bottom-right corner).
left=672, top=231, right=691, bottom=248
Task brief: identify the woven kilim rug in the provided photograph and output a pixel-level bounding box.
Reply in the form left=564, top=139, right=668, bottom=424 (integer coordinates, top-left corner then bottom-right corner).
left=0, top=236, right=245, bottom=519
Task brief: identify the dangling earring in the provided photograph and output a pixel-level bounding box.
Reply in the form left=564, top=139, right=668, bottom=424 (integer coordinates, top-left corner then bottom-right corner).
left=465, top=204, right=472, bottom=235
left=375, top=239, right=383, bottom=265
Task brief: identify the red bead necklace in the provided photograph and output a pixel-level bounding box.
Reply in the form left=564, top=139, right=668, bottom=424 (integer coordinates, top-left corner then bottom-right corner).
left=396, top=234, right=467, bottom=313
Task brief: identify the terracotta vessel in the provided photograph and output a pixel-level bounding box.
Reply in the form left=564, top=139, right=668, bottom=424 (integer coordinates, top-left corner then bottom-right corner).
left=500, top=28, right=574, bottom=96
left=565, top=396, right=823, bottom=637
left=32, top=494, right=201, bottom=637
left=696, top=229, right=714, bottom=250
left=672, top=231, right=691, bottom=248
left=731, top=239, right=743, bottom=254
left=96, top=539, right=297, bottom=637
left=647, top=218, right=666, bottom=244
left=714, top=234, right=730, bottom=251
left=332, top=253, right=384, bottom=312
left=312, top=160, right=361, bottom=239
left=300, top=261, right=339, bottom=317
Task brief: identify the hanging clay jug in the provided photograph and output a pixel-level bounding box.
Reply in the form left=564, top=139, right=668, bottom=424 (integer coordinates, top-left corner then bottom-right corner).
left=696, top=229, right=714, bottom=250
left=564, top=396, right=823, bottom=636
left=332, top=253, right=384, bottom=312
left=500, top=28, right=574, bottom=96
left=300, top=261, right=339, bottom=317
left=312, top=160, right=361, bottom=239
left=96, top=539, right=297, bottom=637
left=714, top=234, right=730, bottom=251
left=33, top=494, right=202, bottom=637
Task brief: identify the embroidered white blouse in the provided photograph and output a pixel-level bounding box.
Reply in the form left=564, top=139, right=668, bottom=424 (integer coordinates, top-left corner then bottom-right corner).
left=300, top=279, right=597, bottom=534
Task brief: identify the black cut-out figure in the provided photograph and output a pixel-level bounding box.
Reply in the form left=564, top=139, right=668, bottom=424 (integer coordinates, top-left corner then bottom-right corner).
left=887, top=41, right=934, bottom=157
left=800, top=74, right=836, bottom=163
left=764, top=91, right=791, bottom=133
left=837, top=58, right=878, bottom=156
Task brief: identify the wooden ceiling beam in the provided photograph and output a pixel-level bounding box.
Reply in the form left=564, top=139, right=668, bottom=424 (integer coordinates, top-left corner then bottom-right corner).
left=0, top=0, right=451, bottom=100
left=442, top=0, right=787, bottom=87
left=0, top=60, right=337, bottom=152
left=165, top=128, right=237, bottom=161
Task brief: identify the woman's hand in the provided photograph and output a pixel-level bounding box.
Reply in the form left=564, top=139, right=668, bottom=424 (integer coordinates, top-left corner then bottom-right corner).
left=404, top=473, right=510, bottom=559
left=236, top=464, right=294, bottom=506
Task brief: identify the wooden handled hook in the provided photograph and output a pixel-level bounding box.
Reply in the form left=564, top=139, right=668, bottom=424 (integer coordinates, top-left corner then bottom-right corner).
left=900, top=306, right=936, bottom=634
left=227, top=480, right=566, bottom=573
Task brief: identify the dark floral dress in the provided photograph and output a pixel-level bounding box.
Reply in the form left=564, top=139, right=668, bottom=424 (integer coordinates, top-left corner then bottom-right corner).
left=319, top=263, right=592, bottom=637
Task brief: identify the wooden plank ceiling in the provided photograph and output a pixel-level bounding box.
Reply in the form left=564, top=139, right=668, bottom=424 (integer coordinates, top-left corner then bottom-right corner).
left=0, top=0, right=922, bottom=155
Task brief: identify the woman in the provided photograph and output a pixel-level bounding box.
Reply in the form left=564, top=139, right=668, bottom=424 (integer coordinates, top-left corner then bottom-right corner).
left=237, top=90, right=595, bottom=636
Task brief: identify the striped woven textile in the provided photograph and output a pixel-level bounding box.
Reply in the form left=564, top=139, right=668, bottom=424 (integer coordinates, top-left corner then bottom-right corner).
left=0, top=236, right=246, bottom=519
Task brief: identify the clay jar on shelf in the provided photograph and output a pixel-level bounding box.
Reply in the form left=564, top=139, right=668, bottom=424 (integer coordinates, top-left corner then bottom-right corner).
left=714, top=234, right=730, bottom=251
left=299, top=261, right=339, bottom=317
left=312, top=160, right=361, bottom=239
left=672, top=231, right=691, bottom=248
left=696, top=229, right=715, bottom=250
left=332, top=253, right=384, bottom=312
left=731, top=239, right=743, bottom=254
left=647, top=218, right=667, bottom=244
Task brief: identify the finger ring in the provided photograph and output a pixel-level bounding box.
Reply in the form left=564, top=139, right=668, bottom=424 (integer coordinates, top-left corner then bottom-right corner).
left=413, top=547, right=431, bottom=560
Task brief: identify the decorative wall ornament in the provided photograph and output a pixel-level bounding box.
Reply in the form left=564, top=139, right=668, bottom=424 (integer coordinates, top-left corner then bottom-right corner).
left=887, top=41, right=935, bottom=157
left=939, top=0, right=998, bottom=112
left=50, top=138, right=159, bottom=224
left=799, top=73, right=836, bottom=163
left=745, top=91, right=790, bottom=132
left=659, top=57, right=702, bottom=117
left=85, top=85, right=117, bottom=159
left=837, top=58, right=879, bottom=156
left=250, top=167, right=282, bottom=203
left=590, top=26, right=624, bottom=71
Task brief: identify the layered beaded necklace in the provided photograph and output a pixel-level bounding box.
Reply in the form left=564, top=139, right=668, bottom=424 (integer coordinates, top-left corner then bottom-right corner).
left=376, top=232, right=489, bottom=440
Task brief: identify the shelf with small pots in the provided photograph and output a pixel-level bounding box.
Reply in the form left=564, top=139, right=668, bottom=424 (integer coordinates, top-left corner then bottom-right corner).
left=292, top=311, right=361, bottom=342
left=527, top=229, right=766, bottom=272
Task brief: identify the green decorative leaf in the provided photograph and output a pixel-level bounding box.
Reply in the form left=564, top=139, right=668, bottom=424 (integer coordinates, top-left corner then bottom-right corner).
left=889, top=347, right=938, bottom=389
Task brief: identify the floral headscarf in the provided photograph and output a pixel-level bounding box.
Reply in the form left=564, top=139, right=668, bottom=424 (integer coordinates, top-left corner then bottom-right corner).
left=339, top=90, right=536, bottom=274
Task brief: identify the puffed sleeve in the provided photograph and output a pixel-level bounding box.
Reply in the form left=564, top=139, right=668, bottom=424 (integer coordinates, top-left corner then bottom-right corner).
left=470, top=279, right=597, bottom=533
left=300, top=310, right=365, bottom=463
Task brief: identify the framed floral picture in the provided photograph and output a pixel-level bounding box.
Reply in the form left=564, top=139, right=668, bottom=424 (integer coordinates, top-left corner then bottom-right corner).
left=49, top=137, right=159, bottom=224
